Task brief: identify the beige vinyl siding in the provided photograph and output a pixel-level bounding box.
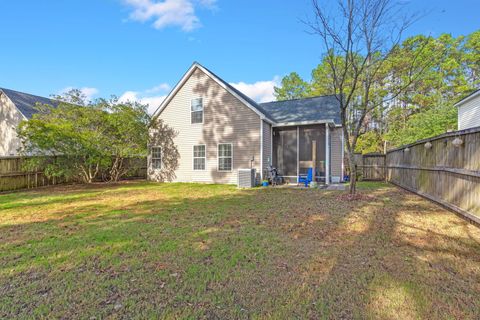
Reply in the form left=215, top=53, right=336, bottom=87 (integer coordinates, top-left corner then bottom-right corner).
left=262, top=120, right=272, bottom=177
left=151, top=67, right=262, bottom=184
left=458, top=94, right=480, bottom=130
left=0, top=92, right=26, bottom=156
left=330, top=126, right=343, bottom=181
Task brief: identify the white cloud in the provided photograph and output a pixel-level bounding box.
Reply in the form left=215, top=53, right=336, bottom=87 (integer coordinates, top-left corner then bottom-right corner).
left=145, top=83, right=171, bottom=93
left=123, top=0, right=217, bottom=31
left=230, top=76, right=280, bottom=103
left=118, top=83, right=171, bottom=114
left=117, top=76, right=280, bottom=115
left=59, top=87, right=99, bottom=102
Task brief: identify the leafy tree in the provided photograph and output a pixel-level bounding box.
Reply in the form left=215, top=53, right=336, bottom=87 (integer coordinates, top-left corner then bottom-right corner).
left=355, top=131, right=384, bottom=154
left=96, top=97, right=151, bottom=181
left=307, top=0, right=432, bottom=195
left=385, top=104, right=457, bottom=147
left=383, top=32, right=478, bottom=148
left=17, top=90, right=166, bottom=183
left=51, top=88, right=90, bottom=106
left=464, top=31, right=480, bottom=86
left=18, top=100, right=108, bottom=183
left=273, top=72, right=310, bottom=100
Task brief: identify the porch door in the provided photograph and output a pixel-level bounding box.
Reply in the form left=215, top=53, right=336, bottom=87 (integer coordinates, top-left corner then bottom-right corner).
left=298, top=125, right=326, bottom=180
left=273, top=127, right=297, bottom=177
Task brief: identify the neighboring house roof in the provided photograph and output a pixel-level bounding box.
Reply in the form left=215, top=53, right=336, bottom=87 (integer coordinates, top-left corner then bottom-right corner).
left=0, top=87, right=58, bottom=119
left=153, top=62, right=341, bottom=127
left=259, top=95, right=341, bottom=126
left=454, top=89, right=480, bottom=107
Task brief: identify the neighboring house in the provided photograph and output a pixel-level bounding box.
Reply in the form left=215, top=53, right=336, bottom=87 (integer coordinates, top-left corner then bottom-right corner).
left=0, top=88, right=57, bottom=156
left=456, top=89, right=480, bottom=130
left=150, top=62, right=344, bottom=185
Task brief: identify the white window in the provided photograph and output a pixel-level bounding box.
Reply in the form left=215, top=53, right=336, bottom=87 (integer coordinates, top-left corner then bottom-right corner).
left=151, top=146, right=162, bottom=169
left=191, top=98, right=203, bottom=124
left=193, top=145, right=206, bottom=170
left=218, top=143, right=233, bottom=171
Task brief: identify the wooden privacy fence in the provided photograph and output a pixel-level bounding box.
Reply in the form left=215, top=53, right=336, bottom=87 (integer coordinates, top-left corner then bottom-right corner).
left=0, top=156, right=147, bottom=192
left=0, top=156, right=63, bottom=191
left=386, top=127, right=480, bottom=224
left=359, top=153, right=385, bottom=181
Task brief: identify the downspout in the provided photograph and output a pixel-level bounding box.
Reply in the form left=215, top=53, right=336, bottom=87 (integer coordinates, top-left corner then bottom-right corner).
left=296, top=126, right=300, bottom=184
left=260, top=119, right=264, bottom=181
left=341, top=128, right=345, bottom=182
left=270, top=125, right=273, bottom=166
left=325, top=124, right=330, bottom=185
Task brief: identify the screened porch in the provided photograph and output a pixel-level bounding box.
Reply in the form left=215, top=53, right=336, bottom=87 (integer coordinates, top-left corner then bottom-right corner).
left=271, top=124, right=331, bottom=184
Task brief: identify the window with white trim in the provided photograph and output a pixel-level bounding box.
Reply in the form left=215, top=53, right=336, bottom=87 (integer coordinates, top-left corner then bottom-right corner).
left=193, top=145, right=206, bottom=170
left=218, top=144, right=232, bottom=171
left=191, top=98, right=203, bottom=124
left=151, top=147, right=162, bottom=169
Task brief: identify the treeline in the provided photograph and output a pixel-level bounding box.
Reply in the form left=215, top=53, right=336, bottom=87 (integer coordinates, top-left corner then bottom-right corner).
left=274, top=31, right=479, bottom=152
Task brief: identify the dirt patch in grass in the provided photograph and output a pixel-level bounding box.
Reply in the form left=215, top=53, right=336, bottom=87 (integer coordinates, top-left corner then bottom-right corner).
left=1, top=181, right=479, bottom=319
left=336, top=192, right=378, bottom=202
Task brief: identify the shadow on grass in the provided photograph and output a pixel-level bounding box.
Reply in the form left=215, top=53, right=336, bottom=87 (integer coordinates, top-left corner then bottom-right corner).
left=0, top=181, right=479, bottom=319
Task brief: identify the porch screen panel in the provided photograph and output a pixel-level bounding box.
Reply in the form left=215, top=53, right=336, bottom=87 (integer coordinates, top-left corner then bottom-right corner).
left=299, top=125, right=326, bottom=177
left=273, top=127, right=297, bottom=176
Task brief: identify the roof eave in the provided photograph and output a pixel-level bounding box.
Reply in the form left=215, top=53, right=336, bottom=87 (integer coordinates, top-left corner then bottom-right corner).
left=272, top=119, right=337, bottom=127
left=454, top=89, right=480, bottom=107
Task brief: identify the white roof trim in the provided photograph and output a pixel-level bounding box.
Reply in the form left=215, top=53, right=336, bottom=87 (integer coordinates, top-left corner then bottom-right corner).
left=272, top=119, right=336, bottom=127
left=152, top=62, right=274, bottom=124
left=454, top=89, right=480, bottom=107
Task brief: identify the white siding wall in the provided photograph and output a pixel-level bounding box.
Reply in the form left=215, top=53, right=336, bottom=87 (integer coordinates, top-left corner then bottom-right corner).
left=330, top=126, right=344, bottom=182
left=151, top=67, right=262, bottom=184
left=0, top=92, right=25, bottom=156
left=262, top=120, right=272, bottom=177
left=458, top=94, right=480, bottom=130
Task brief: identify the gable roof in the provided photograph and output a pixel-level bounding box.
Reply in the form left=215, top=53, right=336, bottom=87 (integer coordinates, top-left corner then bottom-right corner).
left=0, top=87, right=58, bottom=119
left=199, top=65, right=277, bottom=123
left=259, top=95, right=341, bottom=126
left=152, top=62, right=275, bottom=124
left=152, top=62, right=341, bottom=127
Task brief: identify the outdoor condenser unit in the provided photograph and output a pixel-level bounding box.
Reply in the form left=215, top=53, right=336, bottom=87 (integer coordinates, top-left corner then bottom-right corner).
left=238, top=168, right=256, bottom=188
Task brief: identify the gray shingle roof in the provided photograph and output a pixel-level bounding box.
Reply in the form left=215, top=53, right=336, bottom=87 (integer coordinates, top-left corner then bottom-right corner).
left=0, top=87, right=58, bottom=119
left=259, top=95, right=341, bottom=125
left=201, top=64, right=340, bottom=125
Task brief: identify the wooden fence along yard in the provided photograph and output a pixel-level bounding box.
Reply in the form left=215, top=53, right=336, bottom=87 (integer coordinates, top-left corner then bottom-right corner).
left=0, top=156, right=147, bottom=192
left=0, top=156, right=63, bottom=192
left=359, top=153, right=385, bottom=181
left=386, top=127, right=480, bottom=224
left=356, top=126, right=480, bottom=224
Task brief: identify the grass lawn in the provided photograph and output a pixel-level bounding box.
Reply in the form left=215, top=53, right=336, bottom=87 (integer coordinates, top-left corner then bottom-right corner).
left=1, top=181, right=480, bottom=319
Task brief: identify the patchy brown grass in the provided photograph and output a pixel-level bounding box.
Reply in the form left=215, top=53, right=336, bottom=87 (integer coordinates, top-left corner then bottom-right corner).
left=0, top=181, right=479, bottom=319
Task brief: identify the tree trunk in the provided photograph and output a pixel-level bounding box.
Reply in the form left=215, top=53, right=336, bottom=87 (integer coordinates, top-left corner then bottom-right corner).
left=347, top=151, right=357, bottom=195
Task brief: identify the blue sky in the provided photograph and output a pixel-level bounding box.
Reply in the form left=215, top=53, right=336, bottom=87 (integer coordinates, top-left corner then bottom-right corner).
left=1, top=0, right=479, bottom=113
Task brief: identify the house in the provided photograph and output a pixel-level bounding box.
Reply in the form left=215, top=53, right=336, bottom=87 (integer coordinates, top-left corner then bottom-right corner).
left=149, top=62, right=344, bottom=185
left=456, top=89, right=480, bottom=130
left=0, top=88, right=58, bottom=156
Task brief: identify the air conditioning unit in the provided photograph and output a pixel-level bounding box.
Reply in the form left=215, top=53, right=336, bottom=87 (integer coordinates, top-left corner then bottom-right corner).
left=238, top=168, right=256, bottom=188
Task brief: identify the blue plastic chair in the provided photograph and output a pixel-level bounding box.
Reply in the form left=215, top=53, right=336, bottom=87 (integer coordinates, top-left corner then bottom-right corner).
left=298, top=168, right=313, bottom=187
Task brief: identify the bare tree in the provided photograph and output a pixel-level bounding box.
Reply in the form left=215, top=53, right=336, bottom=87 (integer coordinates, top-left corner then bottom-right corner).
left=307, top=0, right=430, bottom=195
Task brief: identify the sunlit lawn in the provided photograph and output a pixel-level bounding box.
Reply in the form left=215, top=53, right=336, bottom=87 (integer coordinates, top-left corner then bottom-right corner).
left=1, top=181, right=479, bottom=319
